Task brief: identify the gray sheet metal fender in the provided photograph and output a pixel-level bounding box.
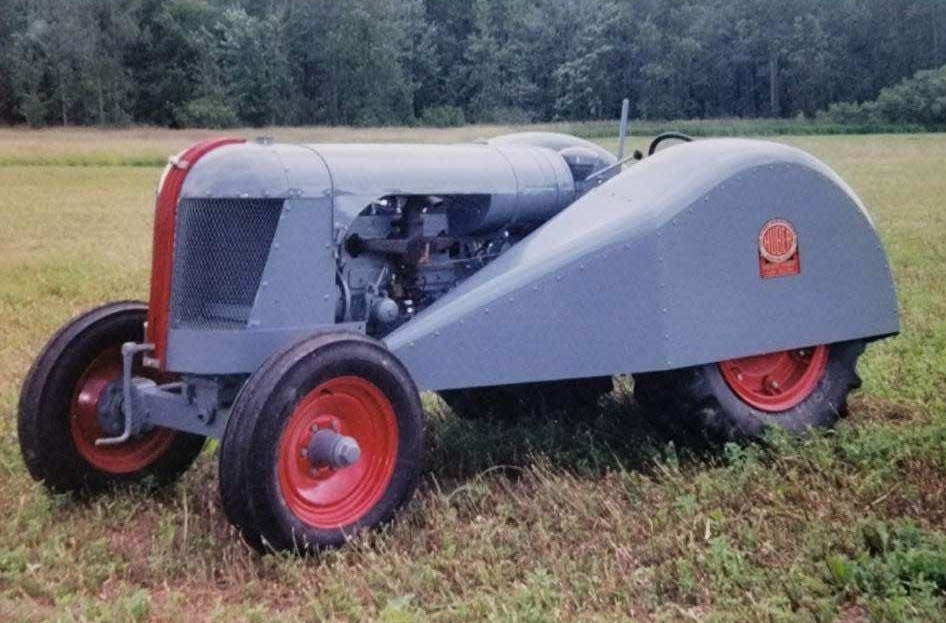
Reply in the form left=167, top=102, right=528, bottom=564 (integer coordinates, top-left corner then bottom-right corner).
left=386, top=139, right=899, bottom=391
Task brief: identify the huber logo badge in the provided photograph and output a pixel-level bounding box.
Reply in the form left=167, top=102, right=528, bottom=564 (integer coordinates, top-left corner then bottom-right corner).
left=759, top=219, right=800, bottom=278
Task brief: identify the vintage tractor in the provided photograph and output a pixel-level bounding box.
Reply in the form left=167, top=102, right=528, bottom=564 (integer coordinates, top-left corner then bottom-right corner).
left=18, top=129, right=899, bottom=552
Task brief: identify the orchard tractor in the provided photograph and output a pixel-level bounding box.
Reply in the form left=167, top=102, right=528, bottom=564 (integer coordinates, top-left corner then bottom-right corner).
left=18, top=127, right=899, bottom=552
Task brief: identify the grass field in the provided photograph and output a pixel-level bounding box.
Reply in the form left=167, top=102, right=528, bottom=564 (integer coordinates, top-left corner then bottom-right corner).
left=0, top=127, right=944, bottom=622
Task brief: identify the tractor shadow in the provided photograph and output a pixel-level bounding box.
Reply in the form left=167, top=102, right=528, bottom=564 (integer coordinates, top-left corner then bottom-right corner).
left=423, top=377, right=712, bottom=483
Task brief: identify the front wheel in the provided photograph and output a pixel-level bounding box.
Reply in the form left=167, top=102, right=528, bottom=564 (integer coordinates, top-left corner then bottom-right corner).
left=219, top=332, right=424, bottom=553
left=17, top=302, right=206, bottom=493
left=634, top=341, right=865, bottom=445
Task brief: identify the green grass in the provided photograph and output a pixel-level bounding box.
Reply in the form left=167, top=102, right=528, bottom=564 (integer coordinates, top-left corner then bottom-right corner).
left=0, top=129, right=944, bottom=622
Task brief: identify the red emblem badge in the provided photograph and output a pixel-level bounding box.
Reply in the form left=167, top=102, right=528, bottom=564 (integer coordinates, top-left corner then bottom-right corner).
left=759, top=219, right=800, bottom=278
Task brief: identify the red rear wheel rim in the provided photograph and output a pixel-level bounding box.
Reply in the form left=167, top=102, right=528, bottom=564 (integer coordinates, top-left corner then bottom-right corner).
left=278, top=377, right=398, bottom=529
left=719, top=345, right=829, bottom=412
left=70, top=348, right=177, bottom=474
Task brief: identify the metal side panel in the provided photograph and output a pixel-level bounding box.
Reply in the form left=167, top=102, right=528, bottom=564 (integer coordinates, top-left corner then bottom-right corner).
left=165, top=197, right=338, bottom=375
left=385, top=139, right=899, bottom=391
left=248, top=198, right=335, bottom=329
left=166, top=326, right=339, bottom=376
left=166, top=143, right=337, bottom=375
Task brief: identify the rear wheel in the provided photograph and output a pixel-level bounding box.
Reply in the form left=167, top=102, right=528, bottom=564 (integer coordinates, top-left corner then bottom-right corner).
left=219, top=333, right=424, bottom=553
left=17, top=302, right=206, bottom=493
left=440, top=377, right=612, bottom=420
left=634, top=341, right=865, bottom=445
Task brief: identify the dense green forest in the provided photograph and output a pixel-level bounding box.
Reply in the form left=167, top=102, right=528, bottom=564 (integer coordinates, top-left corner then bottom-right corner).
left=1, top=0, right=945, bottom=128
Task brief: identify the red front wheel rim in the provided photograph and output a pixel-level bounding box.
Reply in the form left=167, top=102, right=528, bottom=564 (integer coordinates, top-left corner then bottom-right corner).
left=70, top=348, right=177, bottom=474
left=278, top=376, right=399, bottom=529
left=719, top=345, right=829, bottom=413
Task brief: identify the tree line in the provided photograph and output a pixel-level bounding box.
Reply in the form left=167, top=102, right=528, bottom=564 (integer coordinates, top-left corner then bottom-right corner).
left=1, top=0, right=945, bottom=128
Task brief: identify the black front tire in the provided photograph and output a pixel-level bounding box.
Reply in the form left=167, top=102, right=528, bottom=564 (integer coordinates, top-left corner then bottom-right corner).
left=17, top=301, right=206, bottom=493
left=634, top=341, right=865, bottom=445
left=219, top=332, right=424, bottom=553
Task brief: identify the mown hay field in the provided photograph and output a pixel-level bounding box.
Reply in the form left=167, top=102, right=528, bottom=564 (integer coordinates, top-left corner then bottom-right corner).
left=0, top=127, right=944, bottom=622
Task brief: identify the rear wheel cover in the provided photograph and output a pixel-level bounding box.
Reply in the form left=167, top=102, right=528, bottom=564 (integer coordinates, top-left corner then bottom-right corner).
left=277, top=377, right=398, bottom=529
left=719, top=346, right=829, bottom=412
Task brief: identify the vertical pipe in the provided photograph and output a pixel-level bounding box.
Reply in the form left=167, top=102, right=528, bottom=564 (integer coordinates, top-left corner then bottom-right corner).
left=617, top=98, right=630, bottom=161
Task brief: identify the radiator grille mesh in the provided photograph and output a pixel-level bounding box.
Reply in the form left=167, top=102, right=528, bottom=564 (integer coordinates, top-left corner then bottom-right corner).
left=169, top=198, right=283, bottom=329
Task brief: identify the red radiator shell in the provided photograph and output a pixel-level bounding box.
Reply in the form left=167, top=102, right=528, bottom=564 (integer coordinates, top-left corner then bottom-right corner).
left=146, top=138, right=245, bottom=368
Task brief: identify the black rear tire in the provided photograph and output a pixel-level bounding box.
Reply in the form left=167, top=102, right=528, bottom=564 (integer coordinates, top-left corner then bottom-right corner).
left=440, top=377, right=613, bottom=420
left=634, top=341, right=865, bottom=445
left=17, top=302, right=206, bottom=493
left=219, top=332, right=424, bottom=553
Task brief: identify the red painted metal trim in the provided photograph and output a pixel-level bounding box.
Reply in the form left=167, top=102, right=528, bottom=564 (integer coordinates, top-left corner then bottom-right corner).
left=70, top=347, right=177, bottom=473
left=278, top=376, right=399, bottom=529
left=146, top=138, right=245, bottom=368
left=719, top=345, right=829, bottom=412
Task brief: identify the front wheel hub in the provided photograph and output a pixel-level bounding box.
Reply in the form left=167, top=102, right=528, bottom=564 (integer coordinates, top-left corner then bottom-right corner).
left=277, top=376, right=398, bottom=528
left=70, top=347, right=176, bottom=473
left=96, top=380, right=125, bottom=436
left=307, top=429, right=361, bottom=469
